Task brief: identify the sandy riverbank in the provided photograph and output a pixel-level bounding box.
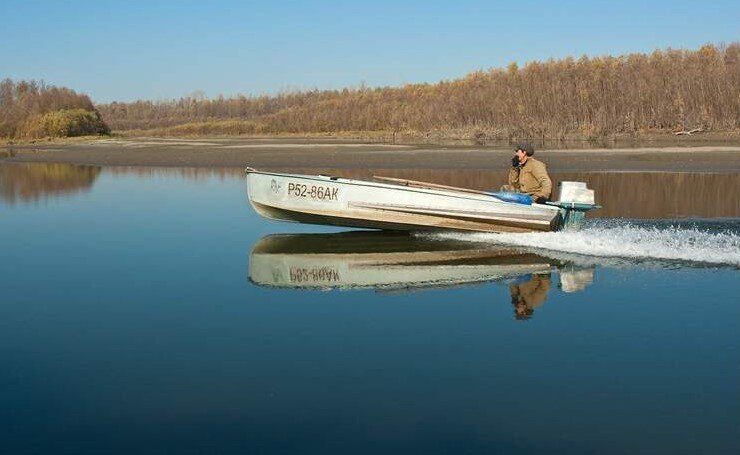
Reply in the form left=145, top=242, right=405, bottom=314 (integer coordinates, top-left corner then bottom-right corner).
left=2, top=137, right=740, bottom=172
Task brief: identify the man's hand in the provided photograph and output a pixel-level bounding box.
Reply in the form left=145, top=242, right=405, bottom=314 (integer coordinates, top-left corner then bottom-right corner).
left=534, top=196, right=548, bottom=204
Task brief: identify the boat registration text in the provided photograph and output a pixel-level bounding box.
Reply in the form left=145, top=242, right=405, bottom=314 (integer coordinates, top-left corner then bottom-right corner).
left=287, top=182, right=339, bottom=201
left=290, top=267, right=340, bottom=283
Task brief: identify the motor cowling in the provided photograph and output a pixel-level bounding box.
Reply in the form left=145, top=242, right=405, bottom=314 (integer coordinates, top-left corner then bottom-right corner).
left=549, top=181, right=600, bottom=231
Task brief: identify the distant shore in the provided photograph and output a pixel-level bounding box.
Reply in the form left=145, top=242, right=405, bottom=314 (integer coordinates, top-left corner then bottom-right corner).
left=2, top=136, right=740, bottom=172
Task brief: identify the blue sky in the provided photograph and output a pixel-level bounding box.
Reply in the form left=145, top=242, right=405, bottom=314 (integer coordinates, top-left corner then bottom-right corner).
left=1, top=0, right=738, bottom=103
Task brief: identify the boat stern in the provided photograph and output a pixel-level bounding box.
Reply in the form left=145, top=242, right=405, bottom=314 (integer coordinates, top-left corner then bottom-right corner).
left=548, top=181, right=601, bottom=231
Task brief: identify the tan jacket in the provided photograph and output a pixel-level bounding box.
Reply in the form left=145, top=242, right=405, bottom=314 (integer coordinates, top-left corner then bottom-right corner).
left=509, top=274, right=551, bottom=310
left=508, top=157, right=552, bottom=200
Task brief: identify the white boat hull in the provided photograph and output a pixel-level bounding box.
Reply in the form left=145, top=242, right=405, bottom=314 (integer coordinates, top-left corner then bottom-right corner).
left=247, top=170, right=562, bottom=233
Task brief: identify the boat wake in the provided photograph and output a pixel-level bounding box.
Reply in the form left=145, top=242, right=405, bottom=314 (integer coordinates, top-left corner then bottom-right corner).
left=419, top=219, right=740, bottom=268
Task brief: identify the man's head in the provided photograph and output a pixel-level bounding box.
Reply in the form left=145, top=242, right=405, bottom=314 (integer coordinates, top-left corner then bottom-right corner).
left=512, top=299, right=534, bottom=320
left=515, top=143, right=534, bottom=164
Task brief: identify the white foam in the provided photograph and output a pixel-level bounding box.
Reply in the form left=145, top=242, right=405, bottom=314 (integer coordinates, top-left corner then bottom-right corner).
left=420, top=221, right=740, bottom=267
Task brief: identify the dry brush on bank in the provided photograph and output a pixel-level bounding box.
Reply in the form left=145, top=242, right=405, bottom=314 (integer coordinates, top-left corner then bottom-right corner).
left=98, top=43, right=740, bottom=140
left=0, top=79, right=109, bottom=139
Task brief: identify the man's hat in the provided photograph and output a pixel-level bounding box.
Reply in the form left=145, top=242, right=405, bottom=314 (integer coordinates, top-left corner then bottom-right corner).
left=515, top=142, right=535, bottom=156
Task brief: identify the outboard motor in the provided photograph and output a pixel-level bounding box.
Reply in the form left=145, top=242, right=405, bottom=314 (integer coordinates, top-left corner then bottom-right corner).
left=548, top=181, right=600, bottom=231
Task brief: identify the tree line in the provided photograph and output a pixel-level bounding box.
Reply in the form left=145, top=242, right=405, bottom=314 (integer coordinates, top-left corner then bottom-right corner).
left=97, top=44, right=740, bottom=140
left=0, top=79, right=109, bottom=139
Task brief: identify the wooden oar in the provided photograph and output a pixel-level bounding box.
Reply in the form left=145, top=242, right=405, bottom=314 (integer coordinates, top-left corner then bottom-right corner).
left=372, top=175, right=495, bottom=196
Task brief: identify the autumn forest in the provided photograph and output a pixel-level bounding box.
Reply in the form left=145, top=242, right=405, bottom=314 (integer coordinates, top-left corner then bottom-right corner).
left=2, top=44, right=739, bottom=141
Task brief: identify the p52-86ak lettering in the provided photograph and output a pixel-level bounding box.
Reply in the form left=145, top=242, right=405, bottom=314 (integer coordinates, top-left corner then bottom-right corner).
left=287, top=182, right=339, bottom=201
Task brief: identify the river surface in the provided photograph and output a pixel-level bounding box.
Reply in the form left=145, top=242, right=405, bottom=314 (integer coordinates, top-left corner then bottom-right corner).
left=1, top=163, right=739, bottom=454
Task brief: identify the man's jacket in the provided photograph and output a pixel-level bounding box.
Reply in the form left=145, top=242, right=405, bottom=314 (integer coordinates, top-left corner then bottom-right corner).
left=507, top=157, right=552, bottom=200
left=509, top=274, right=551, bottom=310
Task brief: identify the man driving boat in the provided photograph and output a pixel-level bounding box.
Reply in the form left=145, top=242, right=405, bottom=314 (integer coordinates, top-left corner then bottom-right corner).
left=502, top=143, right=552, bottom=204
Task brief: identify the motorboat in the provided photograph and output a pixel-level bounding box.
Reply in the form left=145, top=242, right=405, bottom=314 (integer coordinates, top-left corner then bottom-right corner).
left=248, top=231, right=594, bottom=291
left=245, top=168, right=599, bottom=233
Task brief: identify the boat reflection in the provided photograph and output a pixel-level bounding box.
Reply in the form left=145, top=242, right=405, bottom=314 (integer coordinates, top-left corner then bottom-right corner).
left=248, top=231, right=594, bottom=315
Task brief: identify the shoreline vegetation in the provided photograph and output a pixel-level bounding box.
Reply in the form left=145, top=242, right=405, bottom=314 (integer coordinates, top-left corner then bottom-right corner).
left=3, top=131, right=740, bottom=151
left=3, top=137, right=740, bottom=173
left=97, top=43, right=740, bottom=144
left=0, top=80, right=109, bottom=140
left=1, top=44, right=739, bottom=146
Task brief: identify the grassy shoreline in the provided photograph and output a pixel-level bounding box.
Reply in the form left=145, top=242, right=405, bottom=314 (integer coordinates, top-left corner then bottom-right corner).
left=4, top=128, right=740, bottom=149
left=3, top=137, right=740, bottom=173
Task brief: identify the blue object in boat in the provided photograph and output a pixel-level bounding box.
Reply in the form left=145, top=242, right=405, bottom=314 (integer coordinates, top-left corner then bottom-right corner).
left=508, top=273, right=534, bottom=285
left=492, top=192, right=532, bottom=205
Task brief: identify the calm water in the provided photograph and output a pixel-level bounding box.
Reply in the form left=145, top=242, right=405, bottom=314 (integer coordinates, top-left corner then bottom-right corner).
left=1, top=163, right=739, bottom=454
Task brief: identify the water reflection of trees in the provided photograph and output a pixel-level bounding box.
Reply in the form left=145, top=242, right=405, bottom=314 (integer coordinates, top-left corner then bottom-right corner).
left=103, top=166, right=241, bottom=181
left=0, top=163, right=100, bottom=203
left=4, top=164, right=733, bottom=218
